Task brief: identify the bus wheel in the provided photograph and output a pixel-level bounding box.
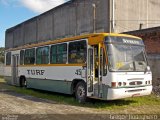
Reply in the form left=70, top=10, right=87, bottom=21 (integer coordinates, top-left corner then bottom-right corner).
left=75, top=82, right=86, bottom=103
left=20, top=77, right=27, bottom=88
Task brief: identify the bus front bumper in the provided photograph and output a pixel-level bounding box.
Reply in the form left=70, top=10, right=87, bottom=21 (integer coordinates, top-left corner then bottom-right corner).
left=107, top=85, right=152, bottom=100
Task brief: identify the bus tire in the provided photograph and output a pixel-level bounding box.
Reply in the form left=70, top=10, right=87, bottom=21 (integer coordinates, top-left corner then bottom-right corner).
left=75, top=81, right=87, bottom=103
left=20, top=77, right=27, bottom=88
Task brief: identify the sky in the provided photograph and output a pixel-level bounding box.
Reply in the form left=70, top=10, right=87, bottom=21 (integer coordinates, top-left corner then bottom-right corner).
left=0, top=0, right=68, bottom=47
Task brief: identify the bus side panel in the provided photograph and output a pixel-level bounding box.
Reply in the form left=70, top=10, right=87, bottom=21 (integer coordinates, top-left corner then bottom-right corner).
left=19, top=66, right=86, bottom=94
left=26, top=78, right=72, bottom=94
left=4, top=76, right=12, bottom=85
left=4, top=66, right=12, bottom=85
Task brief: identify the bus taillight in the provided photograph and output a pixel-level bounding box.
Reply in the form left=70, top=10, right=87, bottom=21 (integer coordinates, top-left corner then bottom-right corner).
left=111, top=82, right=117, bottom=88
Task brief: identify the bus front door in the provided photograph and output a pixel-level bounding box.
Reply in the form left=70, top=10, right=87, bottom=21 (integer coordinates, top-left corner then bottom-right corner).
left=12, top=55, right=19, bottom=85
left=98, top=43, right=107, bottom=98
left=87, top=44, right=106, bottom=98
left=98, top=45, right=104, bottom=98
left=87, top=47, right=94, bottom=96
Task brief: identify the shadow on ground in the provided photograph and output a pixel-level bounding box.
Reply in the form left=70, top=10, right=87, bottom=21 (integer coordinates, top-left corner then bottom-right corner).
left=0, top=81, right=137, bottom=109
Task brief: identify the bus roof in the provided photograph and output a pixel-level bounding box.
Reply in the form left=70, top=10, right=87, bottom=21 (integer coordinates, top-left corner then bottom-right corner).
left=6, top=33, right=141, bottom=52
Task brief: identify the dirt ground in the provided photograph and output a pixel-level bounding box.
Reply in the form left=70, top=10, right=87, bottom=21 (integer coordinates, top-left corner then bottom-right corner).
left=0, top=80, right=159, bottom=120
left=0, top=82, right=112, bottom=120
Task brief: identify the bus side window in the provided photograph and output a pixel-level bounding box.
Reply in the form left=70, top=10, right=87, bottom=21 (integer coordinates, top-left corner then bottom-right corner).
left=57, top=44, right=67, bottom=64
left=6, top=52, right=11, bottom=65
left=68, top=40, right=87, bottom=64
left=94, top=46, right=98, bottom=78
left=50, top=45, right=57, bottom=64
left=103, top=52, right=107, bottom=76
left=36, top=46, right=49, bottom=64
left=50, top=43, right=67, bottom=64
left=20, top=50, right=24, bottom=65
left=24, top=48, right=35, bottom=65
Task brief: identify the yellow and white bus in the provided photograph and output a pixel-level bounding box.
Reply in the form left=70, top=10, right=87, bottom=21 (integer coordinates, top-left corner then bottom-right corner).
left=4, top=33, right=152, bottom=103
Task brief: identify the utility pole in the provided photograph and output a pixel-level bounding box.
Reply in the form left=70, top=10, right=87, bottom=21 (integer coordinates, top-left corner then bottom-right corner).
left=92, top=3, right=96, bottom=33
left=112, top=0, right=115, bottom=33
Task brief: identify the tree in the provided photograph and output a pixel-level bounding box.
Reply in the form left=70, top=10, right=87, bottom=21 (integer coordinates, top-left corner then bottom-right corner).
left=0, top=56, right=4, bottom=63
left=0, top=47, right=4, bottom=64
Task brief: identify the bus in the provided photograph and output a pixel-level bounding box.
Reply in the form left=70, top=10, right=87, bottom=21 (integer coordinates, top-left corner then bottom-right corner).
left=4, top=33, right=152, bottom=103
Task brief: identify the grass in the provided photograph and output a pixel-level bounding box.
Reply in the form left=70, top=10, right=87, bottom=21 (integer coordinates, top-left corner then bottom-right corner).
left=0, top=75, right=4, bottom=79
left=0, top=78, right=160, bottom=114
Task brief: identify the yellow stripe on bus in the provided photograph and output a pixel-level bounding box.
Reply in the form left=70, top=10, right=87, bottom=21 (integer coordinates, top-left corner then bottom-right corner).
left=18, top=63, right=86, bottom=67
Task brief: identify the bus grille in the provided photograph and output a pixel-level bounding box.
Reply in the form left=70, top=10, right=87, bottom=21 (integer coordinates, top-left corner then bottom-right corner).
left=129, top=81, right=142, bottom=85
left=126, top=89, right=145, bottom=92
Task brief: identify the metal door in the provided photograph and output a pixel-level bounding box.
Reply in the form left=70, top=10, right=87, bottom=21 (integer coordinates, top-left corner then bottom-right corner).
left=98, top=46, right=104, bottom=98
left=87, top=47, right=94, bottom=96
left=12, top=55, right=19, bottom=85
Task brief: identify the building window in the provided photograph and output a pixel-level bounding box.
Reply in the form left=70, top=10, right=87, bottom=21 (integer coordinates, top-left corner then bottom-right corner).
left=6, top=52, right=11, bottom=65
left=24, top=48, right=35, bottom=65
left=69, top=40, right=87, bottom=64
left=36, top=46, right=49, bottom=64
left=50, top=43, right=67, bottom=64
left=20, top=50, right=24, bottom=65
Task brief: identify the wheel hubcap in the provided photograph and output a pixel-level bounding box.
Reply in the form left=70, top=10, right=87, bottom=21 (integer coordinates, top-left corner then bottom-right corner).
left=77, top=86, right=85, bottom=98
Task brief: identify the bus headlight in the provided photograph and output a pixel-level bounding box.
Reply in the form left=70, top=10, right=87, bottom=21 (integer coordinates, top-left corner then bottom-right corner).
left=118, top=82, right=122, bottom=86
left=123, top=82, right=126, bottom=86
left=148, top=80, right=152, bottom=85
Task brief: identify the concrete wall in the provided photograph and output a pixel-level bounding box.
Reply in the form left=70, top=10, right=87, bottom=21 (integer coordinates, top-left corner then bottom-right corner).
left=114, top=0, right=160, bottom=33
left=37, top=12, right=53, bottom=42
left=13, top=24, right=24, bottom=47
left=24, top=19, right=37, bottom=44
left=5, top=30, right=13, bottom=49
left=5, top=0, right=110, bottom=49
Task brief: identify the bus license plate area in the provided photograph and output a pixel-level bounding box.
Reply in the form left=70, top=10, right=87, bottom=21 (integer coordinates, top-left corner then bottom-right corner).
left=132, top=93, right=140, bottom=97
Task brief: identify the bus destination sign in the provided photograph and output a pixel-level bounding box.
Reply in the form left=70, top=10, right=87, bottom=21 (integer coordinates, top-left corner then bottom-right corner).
left=122, top=39, right=141, bottom=45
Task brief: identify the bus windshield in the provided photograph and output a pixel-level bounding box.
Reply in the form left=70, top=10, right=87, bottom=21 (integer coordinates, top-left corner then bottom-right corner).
left=105, top=37, right=147, bottom=72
